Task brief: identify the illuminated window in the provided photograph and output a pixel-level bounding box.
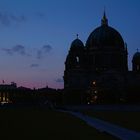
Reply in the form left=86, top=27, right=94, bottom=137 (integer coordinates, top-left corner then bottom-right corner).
left=137, top=65, right=140, bottom=70
left=95, top=90, right=98, bottom=93
left=76, top=56, right=79, bottom=63
left=93, top=81, right=96, bottom=85
left=94, top=96, right=98, bottom=100
left=0, top=92, right=1, bottom=101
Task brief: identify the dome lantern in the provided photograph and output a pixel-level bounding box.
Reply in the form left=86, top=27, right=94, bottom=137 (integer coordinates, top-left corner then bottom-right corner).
left=101, top=10, right=108, bottom=26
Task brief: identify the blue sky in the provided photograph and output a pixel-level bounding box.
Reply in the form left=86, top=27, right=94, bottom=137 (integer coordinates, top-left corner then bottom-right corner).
left=0, top=0, right=140, bottom=89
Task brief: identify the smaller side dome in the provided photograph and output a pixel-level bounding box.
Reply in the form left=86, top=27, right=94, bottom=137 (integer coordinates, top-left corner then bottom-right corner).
left=132, top=52, right=140, bottom=62
left=70, top=35, right=84, bottom=51
left=132, top=51, right=140, bottom=72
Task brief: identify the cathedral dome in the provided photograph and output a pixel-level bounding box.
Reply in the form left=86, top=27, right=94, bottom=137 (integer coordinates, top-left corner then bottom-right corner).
left=70, top=35, right=84, bottom=51
left=86, top=12, right=124, bottom=49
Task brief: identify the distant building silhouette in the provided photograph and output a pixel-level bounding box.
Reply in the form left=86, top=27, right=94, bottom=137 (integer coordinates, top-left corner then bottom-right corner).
left=64, top=12, right=140, bottom=104
left=0, top=82, right=17, bottom=104
left=0, top=82, right=62, bottom=107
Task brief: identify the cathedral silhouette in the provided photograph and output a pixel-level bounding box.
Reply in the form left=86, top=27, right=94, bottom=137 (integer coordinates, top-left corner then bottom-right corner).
left=64, top=12, right=140, bottom=104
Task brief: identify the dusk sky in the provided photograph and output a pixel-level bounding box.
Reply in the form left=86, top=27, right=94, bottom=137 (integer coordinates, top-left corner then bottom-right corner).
left=0, top=0, right=140, bottom=89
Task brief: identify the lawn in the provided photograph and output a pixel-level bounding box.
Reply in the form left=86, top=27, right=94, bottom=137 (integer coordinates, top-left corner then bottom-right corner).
left=82, top=110, right=140, bottom=132
left=0, top=107, right=119, bottom=140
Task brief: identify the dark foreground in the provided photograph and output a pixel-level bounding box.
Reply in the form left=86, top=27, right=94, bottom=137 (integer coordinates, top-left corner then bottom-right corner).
left=64, top=105, right=140, bottom=132
left=83, top=110, right=140, bottom=132
left=0, top=107, right=119, bottom=140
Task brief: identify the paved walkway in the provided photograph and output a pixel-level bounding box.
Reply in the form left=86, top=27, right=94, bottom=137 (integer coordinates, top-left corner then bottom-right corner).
left=60, top=110, right=140, bottom=140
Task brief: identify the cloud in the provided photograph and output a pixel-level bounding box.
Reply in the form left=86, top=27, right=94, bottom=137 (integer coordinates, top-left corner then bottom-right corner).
left=55, top=78, right=64, bottom=83
left=1, top=44, right=52, bottom=60
left=0, top=11, right=47, bottom=27
left=12, top=45, right=27, bottom=55
left=43, top=45, right=52, bottom=52
left=35, top=12, right=46, bottom=19
left=1, top=48, right=13, bottom=55
left=30, top=63, right=39, bottom=68
left=37, top=45, right=52, bottom=59
left=2, top=45, right=29, bottom=56
left=9, top=14, right=26, bottom=22
left=0, top=11, right=26, bottom=26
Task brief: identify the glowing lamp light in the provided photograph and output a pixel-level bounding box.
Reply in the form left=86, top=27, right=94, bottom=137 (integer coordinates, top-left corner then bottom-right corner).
left=95, top=90, right=98, bottom=93
left=93, top=81, right=96, bottom=85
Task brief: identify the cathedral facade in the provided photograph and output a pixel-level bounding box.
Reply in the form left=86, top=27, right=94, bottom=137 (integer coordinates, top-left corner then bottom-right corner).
left=64, top=12, right=140, bottom=104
